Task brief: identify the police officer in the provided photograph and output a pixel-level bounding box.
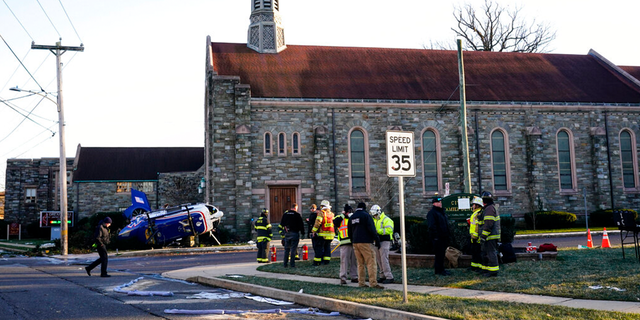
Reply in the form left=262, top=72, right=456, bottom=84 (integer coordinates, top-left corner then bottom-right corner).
left=254, top=208, right=272, bottom=263
left=427, top=195, right=450, bottom=276
left=280, top=203, right=305, bottom=268
left=480, top=191, right=501, bottom=277
left=371, top=204, right=395, bottom=284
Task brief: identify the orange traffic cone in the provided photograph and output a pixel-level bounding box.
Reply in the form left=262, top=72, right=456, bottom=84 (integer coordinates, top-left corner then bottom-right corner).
left=587, top=229, right=593, bottom=248
left=602, top=227, right=611, bottom=248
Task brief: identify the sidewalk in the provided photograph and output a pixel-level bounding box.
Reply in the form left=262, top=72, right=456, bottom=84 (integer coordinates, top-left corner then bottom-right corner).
left=162, top=259, right=640, bottom=317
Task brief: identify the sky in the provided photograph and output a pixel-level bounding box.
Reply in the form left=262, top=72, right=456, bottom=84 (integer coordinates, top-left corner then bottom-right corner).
left=1, top=0, right=639, bottom=190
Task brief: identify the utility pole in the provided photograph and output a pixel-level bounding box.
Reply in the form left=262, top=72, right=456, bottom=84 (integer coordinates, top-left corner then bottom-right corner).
left=31, top=40, right=84, bottom=256
left=457, top=39, right=472, bottom=193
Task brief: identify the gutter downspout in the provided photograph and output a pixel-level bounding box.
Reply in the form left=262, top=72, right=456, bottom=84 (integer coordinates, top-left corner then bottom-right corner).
left=474, top=110, right=482, bottom=193
left=604, top=112, right=615, bottom=209
left=156, top=172, right=160, bottom=210
left=332, top=108, right=338, bottom=208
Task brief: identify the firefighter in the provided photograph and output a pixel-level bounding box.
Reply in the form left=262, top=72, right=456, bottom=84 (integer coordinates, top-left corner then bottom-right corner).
left=468, top=196, right=484, bottom=272
left=371, top=204, right=395, bottom=284
left=311, top=200, right=335, bottom=265
left=334, top=204, right=358, bottom=284
left=254, top=208, right=272, bottom=263
left=480, top=191, right=501, bottom=277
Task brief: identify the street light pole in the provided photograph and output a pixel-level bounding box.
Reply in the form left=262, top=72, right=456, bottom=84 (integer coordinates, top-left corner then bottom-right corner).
left=30, top=40, right=84, bottom=256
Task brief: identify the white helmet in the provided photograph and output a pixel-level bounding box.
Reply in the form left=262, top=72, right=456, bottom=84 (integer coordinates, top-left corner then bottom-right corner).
left=472, top=196, right=483, bottom=207
left=320, top=200, right=331, bottom=210
left=370, top=205, right=382, bottom=216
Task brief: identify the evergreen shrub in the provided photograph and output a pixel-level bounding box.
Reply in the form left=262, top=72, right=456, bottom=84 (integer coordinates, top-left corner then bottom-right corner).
left=588, top=208, right=638, bottom=228
left=524, top=211, right=577, bottom=229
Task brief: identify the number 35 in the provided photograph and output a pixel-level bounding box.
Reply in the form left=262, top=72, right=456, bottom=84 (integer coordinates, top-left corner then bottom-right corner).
left=391, top=155, right=411, bottom=171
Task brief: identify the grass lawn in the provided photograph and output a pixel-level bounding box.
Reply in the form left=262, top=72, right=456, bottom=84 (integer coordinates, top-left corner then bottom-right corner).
left=257, top=246, right=640, bottom=302
left=225, top=276, right=640, bottom=320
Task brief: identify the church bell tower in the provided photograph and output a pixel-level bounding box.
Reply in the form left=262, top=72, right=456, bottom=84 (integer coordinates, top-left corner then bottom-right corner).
left=247, top=0, right=286, bottom=53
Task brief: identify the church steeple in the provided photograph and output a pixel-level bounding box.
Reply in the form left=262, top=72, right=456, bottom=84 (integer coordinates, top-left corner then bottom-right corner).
left=247, top=0, right=286, bottom=53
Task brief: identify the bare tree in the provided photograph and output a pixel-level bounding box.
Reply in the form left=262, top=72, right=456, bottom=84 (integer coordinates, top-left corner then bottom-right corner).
left=438, top=0, right=556, bottom=53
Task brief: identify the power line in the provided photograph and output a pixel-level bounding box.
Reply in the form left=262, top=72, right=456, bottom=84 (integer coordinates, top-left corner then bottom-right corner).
left=58, top=0, right=83, bottom=43
left=0, top=95, right=56, bottom=135
left=0, top=95, right=48, bottom=144
left=4, top=125, right=57, bottom=158
left=0, top=34, right=45, bottom=92
left=36, top=0, right=61, bottom=39
left=2, top=0, right=34, bottom=41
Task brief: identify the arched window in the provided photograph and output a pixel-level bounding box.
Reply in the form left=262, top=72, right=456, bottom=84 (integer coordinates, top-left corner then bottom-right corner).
left=278, top=132, right=286, bottom=156
left=490, top=129, right=511, bottom=192
left=292, top=132, right=300, bottom=155
left=556, top=129, right=576, bottom=192
left=620, top=129, right=639, bottom=190
left=264, top=132, right=272, bottom=155
left=349, top=128, right=369, bottom=195
left=422, top=129, right=440, bottom=193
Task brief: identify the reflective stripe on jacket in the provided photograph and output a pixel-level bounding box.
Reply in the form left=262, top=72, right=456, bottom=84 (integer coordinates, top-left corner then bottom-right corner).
left=481, top=204, right=500, bottom=241
left=312, top=209, right=335, bottom=240
left=255, top=216, right=272, bottom=242
left=374, top=213, right=394, bottom=242
left=469, top=207, right=483, bottom=243
left=334, top=214, right=351, bottom=245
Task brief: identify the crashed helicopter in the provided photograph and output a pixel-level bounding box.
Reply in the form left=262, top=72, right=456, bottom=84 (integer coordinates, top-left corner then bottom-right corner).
left=117, top=189, right=223, bottom=247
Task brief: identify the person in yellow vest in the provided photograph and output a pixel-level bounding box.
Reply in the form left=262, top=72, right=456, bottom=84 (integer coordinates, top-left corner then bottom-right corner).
left=371, top=205, right=395, bottom=284
left=480, top=191, right=501, bottom=277
left=468, top=196, right=484, bottom=273
left=311, top=200, right=335, bottom=265
left=254, top=208, right=272, bottom=263
left=334, top=204, right=358, bottom=284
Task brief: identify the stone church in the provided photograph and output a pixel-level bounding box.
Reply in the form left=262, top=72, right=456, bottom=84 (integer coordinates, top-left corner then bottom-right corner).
left=205, top=0, right=640, bottom=238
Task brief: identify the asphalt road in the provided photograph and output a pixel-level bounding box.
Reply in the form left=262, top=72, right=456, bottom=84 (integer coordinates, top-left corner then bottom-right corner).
left=0, top=253, right=358, bottom=320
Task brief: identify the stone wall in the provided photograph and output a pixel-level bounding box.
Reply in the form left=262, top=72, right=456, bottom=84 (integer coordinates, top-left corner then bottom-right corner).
left=206, top=76, right=640, bottom=239
left=72, top=182, right=158, bottom=219
left=4, top=158, right=75, bottom=226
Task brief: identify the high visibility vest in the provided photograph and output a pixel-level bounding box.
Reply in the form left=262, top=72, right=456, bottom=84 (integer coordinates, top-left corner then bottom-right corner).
left=313, top=209, right=334, bottom=240
left=469, top=208, right=483, bottom=243
left=374, top=213, right=394, bottom=241
left=337, top=216, right=351, bottom=245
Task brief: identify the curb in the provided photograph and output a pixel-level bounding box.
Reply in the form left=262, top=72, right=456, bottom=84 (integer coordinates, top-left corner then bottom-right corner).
left=189, top=276, right=447, bottom=320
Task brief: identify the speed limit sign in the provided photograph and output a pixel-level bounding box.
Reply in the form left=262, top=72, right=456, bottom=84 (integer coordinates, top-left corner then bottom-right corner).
left=386, top=131, right=416, bottom=177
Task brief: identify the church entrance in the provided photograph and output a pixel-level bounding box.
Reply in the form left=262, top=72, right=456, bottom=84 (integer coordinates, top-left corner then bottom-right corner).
left=268, top=186, right=296, bottom=223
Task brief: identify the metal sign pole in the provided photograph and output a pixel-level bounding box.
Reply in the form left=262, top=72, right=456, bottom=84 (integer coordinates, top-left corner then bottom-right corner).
left=398, top=176, right=408, bottom=303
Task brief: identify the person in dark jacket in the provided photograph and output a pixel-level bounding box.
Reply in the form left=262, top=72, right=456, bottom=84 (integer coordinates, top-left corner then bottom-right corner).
left=307, top=204, right=323, bottom=266
left=85, top=217, right=112, bottom=277
left=426, top=196, right=451, bottom=276
left=280, top=203, right=305, bottom=268
left=348, top=202, right=383, bottom=289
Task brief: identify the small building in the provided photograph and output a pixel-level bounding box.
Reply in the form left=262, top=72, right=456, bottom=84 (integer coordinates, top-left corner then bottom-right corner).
left=3, top=158, right=74, bottom=225
left=72, top=145, right=205, bottom=218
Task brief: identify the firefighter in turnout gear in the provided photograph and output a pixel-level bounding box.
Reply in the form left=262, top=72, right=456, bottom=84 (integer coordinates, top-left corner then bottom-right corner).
left=480, top=191, right=501, bottom=277
left=371, top=205, right=395, bottom=284
left=254, top=208, right=272, bottom=263
left=468, top=196, right=484, bottom=272
left=334, top=204, right=358, bottom=284
left=311, top=200, right=335, bottom=265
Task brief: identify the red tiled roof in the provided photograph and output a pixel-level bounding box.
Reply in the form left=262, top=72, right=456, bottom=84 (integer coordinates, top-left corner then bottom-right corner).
left=210, top=43, right=640, bottom=104
left=620, top=66, right=640, bottom=82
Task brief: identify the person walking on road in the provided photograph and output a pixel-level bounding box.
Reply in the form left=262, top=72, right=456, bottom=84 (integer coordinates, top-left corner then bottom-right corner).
left=480, top=191, right=501, bottom=277
left=468, top=196, right=485, bottom=273
left=254, top=208, right=272, bottom=263
left=348, top=202, right=384, bottom=289
left=85, top=217, right=112, bottom=277
left=371, top=204, right=395, bottom=284
left=427, top=195, right=451, bottom=276
left=334, top=204, right=358, bottom=284
left=280, top=203, right=305, bottom=268
left=311, top=200, right=335, bottom=265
